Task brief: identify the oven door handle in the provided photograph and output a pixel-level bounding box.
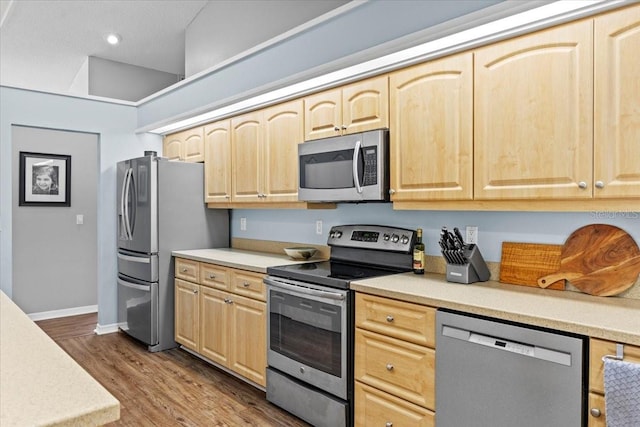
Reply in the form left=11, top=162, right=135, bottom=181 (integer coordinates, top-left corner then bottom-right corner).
left=264, top=277, right=346, bottom=301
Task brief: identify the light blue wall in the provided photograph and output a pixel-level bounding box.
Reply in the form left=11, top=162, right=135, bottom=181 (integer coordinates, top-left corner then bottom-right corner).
left=138, top=0, right=504, bottom=129
left=231, top=206, right=640, bottom=263
left=0, top=87, right=162, bottom=325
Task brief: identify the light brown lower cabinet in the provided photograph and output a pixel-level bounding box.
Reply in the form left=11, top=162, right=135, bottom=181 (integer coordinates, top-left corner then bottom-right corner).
left=174, top=258, right=267, bottom=387
left=588, top=338, right=640, bottom=426
left=355, top=293, right=436, bottom=425
left=355, top=381, right=434, bottom=427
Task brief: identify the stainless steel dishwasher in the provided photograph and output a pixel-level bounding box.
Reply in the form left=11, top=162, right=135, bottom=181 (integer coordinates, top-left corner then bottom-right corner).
left=435, top=309, right=587, bottom=427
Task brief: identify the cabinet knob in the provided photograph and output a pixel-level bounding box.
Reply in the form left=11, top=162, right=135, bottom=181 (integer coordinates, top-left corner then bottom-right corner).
left=590, top=408, right=601, bottom=418
left=243, top=282, right=250, bottom=287
left=386, top=422, right=393, bottom=427
left=334, top=126, right=341, bottom=131
left=386, top=315, right=394, bottom=322
left=386, top=364, right=394, bottom=371
left=595, top=180, right=605, bottom=189
left=578, top=181, right=588, bottom=189
left=389, top=189, right=396, bottom=195
left=182, top=267, right=188, bottom=272
left=193, top=289, right=198, bottom=294
left=341, top=125, right=347, bottom=130
left=209, top=274, right=216, bottom=279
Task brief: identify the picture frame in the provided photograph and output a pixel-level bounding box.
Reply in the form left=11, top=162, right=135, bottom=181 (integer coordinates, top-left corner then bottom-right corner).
left=19, top=151, right=71, bottom=207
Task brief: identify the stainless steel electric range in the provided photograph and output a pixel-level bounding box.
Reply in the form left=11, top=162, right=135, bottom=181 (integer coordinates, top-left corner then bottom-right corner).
left=264, top=224, right=416, bottom=427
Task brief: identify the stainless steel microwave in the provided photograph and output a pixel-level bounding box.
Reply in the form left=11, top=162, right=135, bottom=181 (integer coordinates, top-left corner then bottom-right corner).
left=298, top=129, right=389, bottom=203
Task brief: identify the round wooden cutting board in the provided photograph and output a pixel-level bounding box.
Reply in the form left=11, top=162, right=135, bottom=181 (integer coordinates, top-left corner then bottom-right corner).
left=538, top=224, right=640, bottom=296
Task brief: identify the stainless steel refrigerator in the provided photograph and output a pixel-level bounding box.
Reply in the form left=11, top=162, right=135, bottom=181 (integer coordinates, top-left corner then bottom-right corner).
left=117, top=151, right=229, bottom=352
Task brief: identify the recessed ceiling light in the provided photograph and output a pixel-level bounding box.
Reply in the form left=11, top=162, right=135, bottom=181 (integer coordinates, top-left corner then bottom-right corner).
left=106, top=33, right=121, bottom=45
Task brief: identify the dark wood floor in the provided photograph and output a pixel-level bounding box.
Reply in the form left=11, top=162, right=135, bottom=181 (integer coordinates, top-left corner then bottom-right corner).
left=36, top=314, right=310, bottom=426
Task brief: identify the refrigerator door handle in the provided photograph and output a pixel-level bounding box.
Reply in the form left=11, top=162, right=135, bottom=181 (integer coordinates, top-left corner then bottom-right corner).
left=122, top=168, right=134, bottom=240
left=117, top=253, right=151, bottom=264
left=117, top=278, right=150, bottom=292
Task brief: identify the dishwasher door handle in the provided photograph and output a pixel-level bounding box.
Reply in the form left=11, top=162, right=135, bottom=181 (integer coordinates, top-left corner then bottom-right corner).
left=441, top=325, right=571, bottom=366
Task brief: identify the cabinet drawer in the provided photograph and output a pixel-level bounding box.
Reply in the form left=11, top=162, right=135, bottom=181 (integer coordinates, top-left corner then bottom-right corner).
left=589, top=338, right=640, bottom=393
left=355, top=328, right=435, bottom=410
left=588, top=392, right=606, bottom=427
left=175, top=258, right=199, bottom=282
left=231, top=270, right=266, bottom=301
left=355, top=381, right=434, bottom=427
left=356, top=293, right=436, bottom=347
left=200, top=263, right=229, bottom=290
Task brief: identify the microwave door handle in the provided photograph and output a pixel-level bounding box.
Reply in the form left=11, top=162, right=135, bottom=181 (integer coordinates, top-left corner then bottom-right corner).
left=352, top=139, right=363, bottom=193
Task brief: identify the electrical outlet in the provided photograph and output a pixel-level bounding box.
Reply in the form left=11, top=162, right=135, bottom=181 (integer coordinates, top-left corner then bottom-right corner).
left=466, top=226, right=478, bottom=244
left=316, top=220, right=323, bottom=235
left=240, top=217, right=247, bottom=231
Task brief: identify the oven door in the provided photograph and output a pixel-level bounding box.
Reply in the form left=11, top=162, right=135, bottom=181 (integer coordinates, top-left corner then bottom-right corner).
left=265, top=276, right=349, bottom=399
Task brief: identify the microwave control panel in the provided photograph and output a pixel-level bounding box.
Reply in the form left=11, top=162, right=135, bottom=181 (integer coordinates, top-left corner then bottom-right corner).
left=363, top=147, right=378, bottom=186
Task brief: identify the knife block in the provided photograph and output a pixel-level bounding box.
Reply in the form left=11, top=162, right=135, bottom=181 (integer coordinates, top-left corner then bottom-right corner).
left=445, top=244, right=491, bottom=284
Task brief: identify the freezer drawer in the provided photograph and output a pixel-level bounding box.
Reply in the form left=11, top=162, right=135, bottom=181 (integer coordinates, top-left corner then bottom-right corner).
left=117, top=275, right=158, bottom=346
left=435, top=309, right=586, bottom=427
left=118, top=251, right=158, bottom=282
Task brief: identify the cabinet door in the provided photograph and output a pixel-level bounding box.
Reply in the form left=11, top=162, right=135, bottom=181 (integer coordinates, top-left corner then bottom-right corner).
left=204, top=120, right=232, bottom=204
left=342, top=75, right=389, bottom=135
left=588, top=392, right=606, bottom=427
left=163, top=132, right=183, bottom=161
left=228, top=294, right=267, bottom=387
left=263, top=100, right=303, bottom=202
left=304, top=88, right=342, bottom=141
left=174, top=279, right=199, bottom=351
left=594, top=5, right=640, bottom=198
left=199, top=287, right=230, bottom=366
left=182, top=127, right=205, bottom=163
left=474, top=20, right=593, bottom=199
left=231, top=111, right=263, bottom=202
left=355, top=381, right=435, bottom=427
left=390, top=53, right=473, bottom=201
left=589, top=338, right=640, bottom=394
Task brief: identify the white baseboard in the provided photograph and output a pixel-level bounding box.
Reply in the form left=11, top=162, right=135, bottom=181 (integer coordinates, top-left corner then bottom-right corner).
left=28, top=304, right=98, bottom=321
left=94, top=323, right=120, bottom=335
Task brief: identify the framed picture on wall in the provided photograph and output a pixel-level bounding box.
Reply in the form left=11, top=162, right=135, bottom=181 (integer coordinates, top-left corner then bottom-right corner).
left=19, top=151, right=71, bottom=206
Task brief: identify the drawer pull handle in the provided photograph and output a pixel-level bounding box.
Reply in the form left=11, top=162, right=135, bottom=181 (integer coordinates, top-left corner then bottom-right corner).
left=386, top=364, right=394, bottom=371
left=386, top=315, right=394, bottom=322
left=590, top=408, right=601, bottom=418
left=193, top=289, right=198, bottom=294
left=182, top=267, right=188, bottom=272
left=208, top=274, right=216, bottom=279
left=243, top=282, right=250, bottom=287
left=386, top=423, right=393, bottom=427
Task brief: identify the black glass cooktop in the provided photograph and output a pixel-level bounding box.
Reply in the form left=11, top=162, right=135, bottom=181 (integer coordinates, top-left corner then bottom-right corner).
left=267, top=261, right=405, bottom=289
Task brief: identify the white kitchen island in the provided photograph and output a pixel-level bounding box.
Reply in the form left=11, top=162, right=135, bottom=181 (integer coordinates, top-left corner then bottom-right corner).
left=0, top=291, right=120, bottom=426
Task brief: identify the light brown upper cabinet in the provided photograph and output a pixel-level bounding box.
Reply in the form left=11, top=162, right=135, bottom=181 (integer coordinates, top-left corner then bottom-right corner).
left=594, top=4, right=640, bottom=198
left=474, top=20, right=594, bottom=200
left=389, top=52, right=473, bottom=201
left=231, top=100, right=303, bottom=203
left=204, top=120, right=232, bottom=204
left=304, top=75, right=389, bottom=141
left=163, top=127, right=205, bottom=162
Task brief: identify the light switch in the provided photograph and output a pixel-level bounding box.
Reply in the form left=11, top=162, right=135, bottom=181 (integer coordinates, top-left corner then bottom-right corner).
left=76, top=214, right=84, bottom=225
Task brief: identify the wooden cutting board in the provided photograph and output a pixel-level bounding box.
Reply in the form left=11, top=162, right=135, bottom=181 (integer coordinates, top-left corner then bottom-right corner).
left=500, top=242, right=565, bottom=290
left=538, top=224, right=640, bottom=296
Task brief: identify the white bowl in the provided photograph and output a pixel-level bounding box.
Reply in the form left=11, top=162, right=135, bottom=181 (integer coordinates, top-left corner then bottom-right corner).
left=284, top=247, right=318, bottom=260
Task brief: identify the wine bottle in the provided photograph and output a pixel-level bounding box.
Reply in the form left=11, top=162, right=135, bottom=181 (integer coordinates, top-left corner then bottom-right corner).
left=413, top=228, right=425, bottom=274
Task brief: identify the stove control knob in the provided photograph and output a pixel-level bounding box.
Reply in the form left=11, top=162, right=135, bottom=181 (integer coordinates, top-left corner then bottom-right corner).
left=383, top=233, right=390, bottom=241
left=391, top=234, right=399, bottom=243
left=401, top=235, right=409, bottom=244
left=335, top=231, right=342, bottom=238
left=330, top=232, right=335, bottom=238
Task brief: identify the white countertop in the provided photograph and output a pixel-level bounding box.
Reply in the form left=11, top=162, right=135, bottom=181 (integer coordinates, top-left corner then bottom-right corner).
left=351, top=273, right=640, bottom=346
left=0, top=292, right=120, bottom=426
left=172, top=248, right=324, bottom=273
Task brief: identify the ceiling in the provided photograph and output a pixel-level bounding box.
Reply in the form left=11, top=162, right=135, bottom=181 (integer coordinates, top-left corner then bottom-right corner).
left=0, top=0, right=347, bottom=98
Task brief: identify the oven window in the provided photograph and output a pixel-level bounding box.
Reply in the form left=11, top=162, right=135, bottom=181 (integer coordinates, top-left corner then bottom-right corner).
left=270, top=290, right=342, bottom=377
